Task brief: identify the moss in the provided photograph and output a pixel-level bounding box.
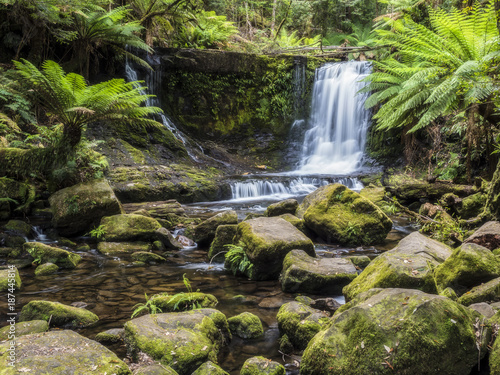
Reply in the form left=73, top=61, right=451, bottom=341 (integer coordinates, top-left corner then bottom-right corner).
left=120, top=139, right=147, bottom=164
left=4, top=219, right=32, bottom=237
left=95, top=328, right=125, bottom=343
left=207, top=224, right=237, bottom=261
left=349, top=256, right=371, bottom=268
left=240, top=356, right=285, bottom=375
left=192, top=361, right=229, bottom=375
left=457, top=277, right=500, bottom=305
left=97, top=241, right=151, bottom=256
left=0, top=267, right=21, bottom=292
left=35, top=262, right=59, bottom=276
left=150, top=292, right=218, bottom=312
left=131, top=251, right=167, bottom=263
left=0, top=320, right=48, bottom=340
left=100, top=214, right=162, bottom=242
left=19, top=300, right=99, bottom=328
left=227, top=312, right=263, bottom=339
left=23, top=242, right=81, bottom=269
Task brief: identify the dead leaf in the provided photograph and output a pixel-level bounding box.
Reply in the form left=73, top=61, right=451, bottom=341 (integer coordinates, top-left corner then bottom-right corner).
left=384, top=345, right=391, bottom=353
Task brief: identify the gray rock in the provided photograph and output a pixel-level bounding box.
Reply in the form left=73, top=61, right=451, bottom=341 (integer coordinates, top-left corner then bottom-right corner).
left=465, top=221, right=500, bottom=250
left=265, top=199, right=299, bottom=217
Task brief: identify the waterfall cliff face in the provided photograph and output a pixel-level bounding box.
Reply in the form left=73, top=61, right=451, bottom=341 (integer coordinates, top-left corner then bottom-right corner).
left=297, top=61, right=372, bottom=175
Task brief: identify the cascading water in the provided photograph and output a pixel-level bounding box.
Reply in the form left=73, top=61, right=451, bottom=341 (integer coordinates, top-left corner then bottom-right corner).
left=297, top=60, right=371, bottom=175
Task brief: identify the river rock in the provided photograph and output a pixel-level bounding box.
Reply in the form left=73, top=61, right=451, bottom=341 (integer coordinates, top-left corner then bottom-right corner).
left=0, top=177, right=35, bottom=218
left=0, top=330, right=130, bottom=374
left=95, top=328, right=125, bottom=343
left=134, top=364, right=179, bottom=375
left=297, top=184, right=392, bottom=245
left=49, top=179, right=123, bottom=236
left=192, top=361, right=228, bottom=375
left=281, top=250, right=357, bottom=294
left=208, top=224, right=237, bottom=261
left=100, top=214, right=162, bottom=242
left=192, top=210, right=238, bottom=246
left=300, top=288, right=489, bottom=375
left=240, top=357, right=285, bottom=375
left=349, top=255, right=371, bottom=268
left=4, top=219, right=32, bottom=237
left=0, top=266, right=21, bottom=291
left=19, top=300, right=99, bottom=328
left=23, top=242, right=81, bottom=269
left=359, top=185, right=387, bottom=210
left=458, top=192, right=487, bottom=219
left=464, top=221, right=500, bottom=250
left=234, top=217, right=315, bottom=280
left=156, top=227, right=182, bottom=249
left=468, top=302, right=495, bottom=318
left=343, top=232, right=452, bottom=301
left=227, top=312, right=263, bottom=339
left=150, top=292, right=218, bottom=312
left=0, top=320, right=48, bottom=340
left=97, top=241, right=151, bottom=256
left=457, top=277, right=500, bottom=306
left=34, top=262, right=59, bottom=276
left=277, top=301, right=330, bottom=351
left=124, top=309, right=229, bottom=375
left=265, top=199, right=299, bottom=217
left=434, top=243, right=500, bottom=294
left=131, top=251, right=167, bottom=263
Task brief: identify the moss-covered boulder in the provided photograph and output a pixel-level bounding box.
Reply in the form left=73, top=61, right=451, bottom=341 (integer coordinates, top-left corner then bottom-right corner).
left=34, top=262, right=59, bottom=276
left=124, top=309, right=228, bottom=375
left=4, top=219, right=32, bottom=237
left=97, top=241, right=151, bottom=256
left=434, top=243, right=500, bottom=294
left=349, top=255, right=371, bottom=268
left=23, top=242, right=81, bottom=269
left=297, top=184, right=392, bottom=245
left=234, top=217, right=315, bottom=280
left=208, top=224, right=237, bottom=261
left=134, top=364, right=179, bottom=375
left=281, top=250, right=357, bottom=294
left=156, top=227, right=183, bottom=249
left=278, top=213, right=308, bottom=234
left=0, top=177, right=36, bottom=216
left=457, top=277, right=500, bottom=306
left=359, top=185, right=388, bottom=211
left=100, top=214, right=162, bottom=242
left=227, top=312, right=263, bottom=339
left=192, top=210, right=238, bottom=246
left=192, top=361, right=228, bottom=375
left=49, top=179, right=123, bottom=236
left=0, top=320, right=48, bottom=341
left=95, top=328, right=125, bottom=343
left=0, top=266, right=21, bottom=291
left=464, top=221, right=500, bottom=250
left=240, top=356, right=285, bottom=375
left=276, top=301, right=330, bottom=351
left=0, top=330, right=131, bottom=374
left=19, top=300, right=99, bottom=328
left=264, top=199, right=299, bottom=217
left=343, top=232, right=452, bottom=301
left=150, top=292, right=218, bottom=312
left=301, top=288, right=489, bottom=375
left=131, top=251, right=167, bottom=263
left=458, top=192, right=487, bottom=219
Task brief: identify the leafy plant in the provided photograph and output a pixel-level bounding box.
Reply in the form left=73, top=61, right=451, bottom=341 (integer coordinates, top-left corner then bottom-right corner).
left=89, top=225, right=106, bottom=240
left=224, top=243, right=254, bottom=277
left=131, top=293, right=163, bottom=318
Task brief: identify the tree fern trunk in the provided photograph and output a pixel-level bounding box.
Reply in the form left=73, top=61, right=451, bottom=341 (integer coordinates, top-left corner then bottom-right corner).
left=466, top=104, right=478, bottom=184
left=483, top=159, right=500, bottom=220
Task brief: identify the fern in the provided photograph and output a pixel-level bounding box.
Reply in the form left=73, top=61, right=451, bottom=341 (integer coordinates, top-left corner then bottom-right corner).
left=224, top=243, right=254, bottom=277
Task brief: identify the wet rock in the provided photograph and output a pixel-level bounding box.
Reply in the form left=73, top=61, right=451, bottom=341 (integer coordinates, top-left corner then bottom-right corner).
left=155, top=227, right=182, bottom=249
left=95, top=328, right=125, bottom=343
left=301, top=288, right=489, bottom=375
left=458, top=192, right=487, bottom=219
left=192, top=210, right=238, bottom=246
left=124, top=309, right=229, bottom=375
left=235, top=217, right=315, bottom=280
left=133, top=364, right=179, bottom=375
left=176, top=235, right=195, bottom=247
left=457, top=277, right=500, bottom=306
left=264, top=199, right=299, bottom=217
left=0, top=320, right=48, bottom=340
left=34, top=262, right=59, bottom=276
left=0, top=178, right=35, bottom=218
left=4, top=219, right=32, bottom=237
left=349, top=255, right=371, bottom=268
left=464, top=221, right=500, bottom=250
left=192, top=361, right=228, bottom=375
left=468, top=302, right=495, bottom=318
left=0, top=246, right=21, bottom=258
left=281, top=250, right=357, bottom=294
left=100, top=214, right=162, bottom=242
left=277, top=301, right=329, bottom=351
left=0, top=266, right=21, bottom=291
left=20, top=300, right=99, bottom=328
left=297, top=184, right=392, bottom=246
left=23, top=242, right=81, bottom=269
left=97, top=241, right=151, bottom=256
left=146, top=200, right=186, bottom=217
left=227, top=312, right=263, bottom=339
left=0, top=330, right=130, bottom=374
left=240, top=356, right=285, bottom=375
left=49, top=179, right=123, bottom=236
left=257, top=296, right=284, bottom=309
left=0, top=232, right=26, bottom=249
left=131, top=251, right=167, bottom=263
left=310, top=298, right=342, bottom=314
left=343, top=232, right=452, bottom=301
left=434, top=243, right=500, bottom=294
left=150, top=292, right=218, bottom=312
left=208, top=224, right=237, bottom=261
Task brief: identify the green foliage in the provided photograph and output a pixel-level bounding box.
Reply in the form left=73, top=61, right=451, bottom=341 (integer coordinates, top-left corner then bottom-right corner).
left=224, top=243, right=254, bottom=277
left=420, top=212, right=466, bottom=243
left=131, top=293, right=163, bottom=318
left=89, top=224, right=106, bottom=240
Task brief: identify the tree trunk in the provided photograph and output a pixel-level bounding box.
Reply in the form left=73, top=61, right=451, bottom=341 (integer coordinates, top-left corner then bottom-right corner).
left=271, top=0, right=277, bottom=35
left=483, top=158, right=500, bottom=221
left=466, top=104, right=478, bottom=184
left=63, top=125, right=82, bottom=149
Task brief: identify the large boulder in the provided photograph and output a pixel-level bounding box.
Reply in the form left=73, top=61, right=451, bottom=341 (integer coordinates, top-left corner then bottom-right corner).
left=0, top=330, right=131, bottom=374
left=234, top=217, right=315, bottom=280
left=124, top=309, right=229, bottom=375
left=240, top=357, right=285, bottom=375
left=280, top=250, right=357, bottom=294
left=4, top=219, right=32, bottom=237
left=343, top=232, right=452, bottom=301
left=19, top=300, right=99, bottom=328
left=23, top=242, right=81, bottom=269
left=297, top=184, right=392, bottom=245
left=97, top=241, right=151, bottom=256
left=49, top=179, right=123, bottom=236
left=457, top=277, right=500, bottom=306
left=192, top=361, right=228, bottom=375
left=458, top=192, right=487, bottom=219
left=227, top=312, right=263, bottom=339
left=0, top=320, right=48, bottom=340
left=207, top=224, right=237, bottom=262
left=434, top=243, right=500, bottom=294
left=100, top=214, right=162, bottom=242
left=191, top=210, right=238, bottom=246
left=300, top=288, right=489, bottom=375
left=264, top=199, right=299, bottom=217
left=464, top=221, right=500, bottom=250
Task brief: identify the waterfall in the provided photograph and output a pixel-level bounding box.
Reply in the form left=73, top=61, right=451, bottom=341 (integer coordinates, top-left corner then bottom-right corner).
left=297, top=61, right=371, bottom=175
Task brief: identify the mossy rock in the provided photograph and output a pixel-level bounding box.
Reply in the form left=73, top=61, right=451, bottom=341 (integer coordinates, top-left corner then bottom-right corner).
left=458, top=192, right=487, bottom=219
left=49, top=179, right=123, bottom=236
left=264, top=199, right=299, bottom=217
left=227, top=312, right=263, bottom=339
left=23, top=242, right=81, bottom=269
left=35, top=262, right=59, bottom=276
left=464, top=221, right=500, bottom=251
left=234, top=217, right=315, bottom=280
left=207, top=224, right=237, bottom=261
left=156, top=227, right=183, bottom=250
left=0, top=232, right=26, bottom=249
left=97, top=241, right=151, bottom=256
left=0, top=266, right=21, bottom=292
left=343, top=232, right=452, bottom=301
left=297, top=184, right=392, bottom=246
left=0, top=177, right=36, bottom=214
left=0, top=246, right=22, bottom=258
left=359, top=185, right=388, bottom=212
left=457, top=277, right=500, bottom=306
left=95, top=328, right=125, bottom=343
left=240, top=356, right=285, bottom=375
left=124, top=309, right=228, bottom=375
left=0, top=330, right=131, bottom=374
left=192, top=210, right=238, bottom=246
left=134, top=364, right=179, bottom=375
left=0, top=320, right=48, bottom=341
left=4, top=219, right=32, bottom=237
left=100, top=214, right=162, bottom=242
left=278, top=213, right=308, bottom=234
left=192, top=361, right=229, bottom=375
left=19, top=300, right=99, bottom=328
left=276, top=301, right=330, bottom=351
left=349, top=255, right=371, bottom=268
left=131, top=251, right=167, bottom=263
left=468, top=302, right=495, bottom=318
left=150, top=292, right=218, bottom=312
left=301, top=288, right=489, bottom=375
left=434, top=243, right=500, bottom=295
left=281, top=250, right=357, bottom=294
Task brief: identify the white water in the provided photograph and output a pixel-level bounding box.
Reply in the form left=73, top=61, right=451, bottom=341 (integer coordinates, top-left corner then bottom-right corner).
left=297, top=61, right=371, bottom=175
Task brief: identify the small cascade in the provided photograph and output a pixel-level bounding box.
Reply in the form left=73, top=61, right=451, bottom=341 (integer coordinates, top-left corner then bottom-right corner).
left=298, top=61, right=372, bottom=175
left=31, top=226, right=49, bottom=243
